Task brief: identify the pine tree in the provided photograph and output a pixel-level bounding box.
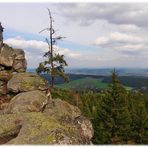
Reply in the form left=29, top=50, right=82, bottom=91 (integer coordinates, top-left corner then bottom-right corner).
left=129, top=92, right=148, bottom=144
left=36, top=9, right=69, bottom=87
left=80, top=91, right=102, bottom=118
left=92, top=69, right=131, bottom=144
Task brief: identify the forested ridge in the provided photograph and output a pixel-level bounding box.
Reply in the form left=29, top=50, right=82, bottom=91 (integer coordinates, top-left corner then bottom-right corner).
left=40, top=73, right=148, bottom=92
left=52, top=70, right=148, bottom=144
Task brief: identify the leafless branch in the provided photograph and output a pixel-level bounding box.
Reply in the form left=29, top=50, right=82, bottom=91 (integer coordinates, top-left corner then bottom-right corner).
left=39, top=28, right=50, bottom=34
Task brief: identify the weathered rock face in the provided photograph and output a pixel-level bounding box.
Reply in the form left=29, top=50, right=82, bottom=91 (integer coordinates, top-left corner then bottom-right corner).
left=43, top=99, right=81, bottom=120
left=0, top=43, right=27, bottom=101
left=0, top=44, right=27, bottom=72
left=0, top=112, right=93, bottom=144
left=43, top=99, right=94, bottom=144
left=0, top=44, right=14, bottom=67
left=0, top=70, right=12, bottom=81
left=0, top=81, right=7, bottom=95
left=0, top=41, right=94, bottom=144
left=74, top=116, right=94, bottom=143
left=7, top=90, right=48, bottom=114
left=0, top=87, right=94, bottom=144
left=7, top=72, right=49, bottom=93
left=0, top=97, right=94, bottom=144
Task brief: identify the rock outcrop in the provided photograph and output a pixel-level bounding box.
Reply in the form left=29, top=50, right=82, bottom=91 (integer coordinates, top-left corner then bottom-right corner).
left=0, top=112, right=93, bottom=144
left=7, top=90, right=49, bottom=114
left=0, top=44, right=26, bottom=72
left=7, top=72, right=48, bottom=93
left=0, top=43, right=94, bottom=144
left=0, top=43, right=27, bottom=104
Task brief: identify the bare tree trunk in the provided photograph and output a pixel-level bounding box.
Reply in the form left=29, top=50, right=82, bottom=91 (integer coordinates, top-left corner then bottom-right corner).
left=51, top=76, right=55, bottom=88
left=48, top=9, right=54, bottom=88
left=0, top=32, right=3, bottom=49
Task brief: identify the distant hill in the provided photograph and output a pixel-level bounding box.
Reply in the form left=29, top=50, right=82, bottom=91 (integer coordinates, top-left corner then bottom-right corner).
left=27, top=68, right=148, bottom=92
left=56, top=77, right=109, bottom=91
left=65, top=68, right=148, bottom=77
left=27, top=68, right=36, bottom=73
left=27, top=68, right=148, bottom=77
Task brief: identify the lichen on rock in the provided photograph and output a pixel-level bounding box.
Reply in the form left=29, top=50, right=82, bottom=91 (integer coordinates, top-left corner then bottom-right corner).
left=0, top=112, right=93, bottom=144
left=0, top=41, right=94, bottom=145
left=7, top=72, right=49, bottom=93
left=6, top=90, right=49, bottom=114
left=43, top=98, right=81, bottom=121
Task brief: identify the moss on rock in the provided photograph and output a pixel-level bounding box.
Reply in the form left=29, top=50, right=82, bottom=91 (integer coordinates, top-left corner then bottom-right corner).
left=7, top=72, right=48, bottom=93
left=43, top=99, right=81, bottom=121
left=0, top=112, right=90, bottom=144
left=7, top=90, right=48, bottom=113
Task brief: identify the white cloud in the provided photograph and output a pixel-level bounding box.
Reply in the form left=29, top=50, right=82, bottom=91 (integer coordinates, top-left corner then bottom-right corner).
left=68, top=53, right=81, bottom=58
left=93, top=37, right=108, bottom=45
left=117, top=24, right=141, bottom=32
left=4, top=37, right=81, bottom=68
left=1, top=3, right=148, bottom=68
left=110, top=32, right=142, bottom=43
left=117, top=44, right=145, bottom=51
left=5, top=37, right=48, bottom=52
left=4, top=37, right=125, bottom=68
left=57, top=3, right=148, bottom=28
left=53, top=46, right=81, bottom=58
left=93, top=31, right=148, bottom=56
left=94, top=32, right=143, bottom=45
left=5, top=35, right=147, bottom=68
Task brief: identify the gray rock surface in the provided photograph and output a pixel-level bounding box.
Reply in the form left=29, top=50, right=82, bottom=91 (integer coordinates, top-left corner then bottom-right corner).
left=7, top=72, right=49, bottom=93
left=0, top=44, right=26, bottom=72
left=0, top=112, right=93, bottom=144
left=0, top=43, right=27, bottom=104
left=7, top=90, right=49, bottom=114
left=0, top=81, right=7, bottom=95
left=0, top=70, right=12, bottom=81
left=43, top=98, right=81, bottom=121
left=0, top=41, right=94, bottom=145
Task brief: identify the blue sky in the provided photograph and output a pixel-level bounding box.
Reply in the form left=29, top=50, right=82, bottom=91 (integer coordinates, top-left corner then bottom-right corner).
left=4, top=28, right=96, bottom=52
left=1, top=3, right=148, bottom=68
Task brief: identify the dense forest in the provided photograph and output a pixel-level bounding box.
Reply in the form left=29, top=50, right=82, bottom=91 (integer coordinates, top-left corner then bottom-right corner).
left=41, top=73, right=148, bottom=92
left=51, top=70, right=148, bottom=144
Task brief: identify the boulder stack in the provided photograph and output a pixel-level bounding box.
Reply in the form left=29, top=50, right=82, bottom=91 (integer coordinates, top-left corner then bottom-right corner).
left=0, top=43, right=94, bottom=144
left=0, top=43, right=27, bottom=104
left=0, top=44, right=27, bottom=72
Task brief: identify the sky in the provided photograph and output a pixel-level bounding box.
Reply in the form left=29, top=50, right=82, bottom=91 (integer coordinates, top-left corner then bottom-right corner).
left=1, top=3, right=148, bottom=68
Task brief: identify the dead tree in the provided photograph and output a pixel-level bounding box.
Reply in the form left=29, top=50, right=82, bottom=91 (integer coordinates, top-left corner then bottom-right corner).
left=37, top=9, right=68, bottom=88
